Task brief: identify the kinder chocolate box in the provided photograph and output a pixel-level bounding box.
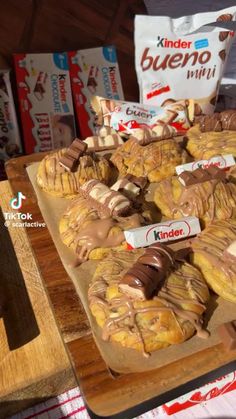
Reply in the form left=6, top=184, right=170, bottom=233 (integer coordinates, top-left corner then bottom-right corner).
left=176, top=154, right=235, bottom=175
left=14, top=53, right=76, bottom=154
left=124, top=216, right=201, bottom=249
left=68, top=46, right=124, bottom=138
left=0, top=69, right=22, bottom=179
left=163, top=371, right=236, bottom=415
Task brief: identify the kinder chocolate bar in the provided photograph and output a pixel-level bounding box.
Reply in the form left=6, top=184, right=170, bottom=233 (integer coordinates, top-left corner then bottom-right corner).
left=135, top=7, right=236, bottom=115
left=91, top=96, right=192, bottom=135
left=0, top=69, right=22, bottom=178
left=176, top=154, right=235, bottom=175
left=119, top=243, right=175, bottom=300
left=14, top=53, right=76, bottom=154
left=68, top=46, right=124, bottom=138
left=178, top=166, right=226, bottom=186
left=124, top=216, right=201, bottom=248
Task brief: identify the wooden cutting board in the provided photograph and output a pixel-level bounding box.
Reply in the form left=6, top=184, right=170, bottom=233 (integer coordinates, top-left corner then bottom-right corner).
left=5, top=154, right=236, bottom=419
left=0, top=180, right=76, bottom=418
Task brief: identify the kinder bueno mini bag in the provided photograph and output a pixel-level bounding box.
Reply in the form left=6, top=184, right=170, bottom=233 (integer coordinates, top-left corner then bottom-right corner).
left=91, top=95, right=193, bottom=136
left=135, top=6, right=236, bottom=115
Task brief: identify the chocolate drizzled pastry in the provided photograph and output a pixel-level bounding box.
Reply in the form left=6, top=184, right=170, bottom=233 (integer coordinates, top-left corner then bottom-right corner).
left=80, top=179, right=131, bottom=217
left=59, top=138, right=87, bottom=171
left=221, top=109, right=236, bottom=130
left=199, top=113, right=222, bottom=132
left=119, top=243, right=175, bottom=299
left=179, top=166, right=226, bottom=186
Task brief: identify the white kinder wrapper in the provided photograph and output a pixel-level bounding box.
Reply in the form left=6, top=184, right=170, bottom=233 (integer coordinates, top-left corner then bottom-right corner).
left=176, top=154, right=235, bottom=175
left=135, top=6, right=236, bottom=115
left=124, top=216, right=201, bottom=249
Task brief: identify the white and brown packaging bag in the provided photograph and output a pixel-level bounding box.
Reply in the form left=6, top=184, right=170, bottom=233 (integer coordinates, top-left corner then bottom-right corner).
left=135, top=6, right=236, bottom=115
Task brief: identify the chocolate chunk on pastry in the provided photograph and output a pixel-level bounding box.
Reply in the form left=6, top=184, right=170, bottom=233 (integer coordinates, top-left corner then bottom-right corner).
left=220, top=109, right=236, bottom=130
left=199, top=113, right=222, bottom=132
left=191, top=219, right=236, bottom=302
left=80, top=179, right=131, bottom=217
left=59, top=138, right=87, bottom=172
left=119, top=243, right=175, bottom=299
left=84, top=133, right=124, bottom=151
left=178, top=166, right=226, bottom=186
left=88, top=248, right=209, bottom=354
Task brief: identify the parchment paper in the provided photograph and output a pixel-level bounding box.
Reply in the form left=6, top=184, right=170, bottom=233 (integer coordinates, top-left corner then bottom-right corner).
left=27, top=163, right=236, bottom=373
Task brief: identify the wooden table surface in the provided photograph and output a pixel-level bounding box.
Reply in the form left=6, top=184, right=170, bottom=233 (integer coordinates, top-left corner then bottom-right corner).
left=4, top=154, right=236, bottom=419
left=0, top=180, right=76, bottom=418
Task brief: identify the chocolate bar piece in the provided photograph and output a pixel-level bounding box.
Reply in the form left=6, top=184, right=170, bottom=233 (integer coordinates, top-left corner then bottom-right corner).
left=199, top=113, right=222, bottom=132
left=217, top=320, right=236, bottom=351
left=111, top=178, right=140, bottom=199
left=80, top=179, right=131, bottom=217
left=178, top=166, right=226, bottom=186
left=59, top=138, right=87, bottom=172
left=119, top=243, right=175, bottom=300
left=124, top=174, right=148, bottom=190
left=220, top=110, right=236, bottom=130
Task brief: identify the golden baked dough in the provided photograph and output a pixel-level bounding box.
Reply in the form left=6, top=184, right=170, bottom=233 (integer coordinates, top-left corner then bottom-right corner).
left=110, top=137, right=187, bottom=183
left=187, top=124, right=236, bottom=160
left=88, top=250, right=209, bottom=354
left=37, top=149, right=111, bottom=198
left=191, top=219, right=236, bottom=303
left=154, top=176, right=236, bottom=227
left=59, top=194, right=152, bottom=262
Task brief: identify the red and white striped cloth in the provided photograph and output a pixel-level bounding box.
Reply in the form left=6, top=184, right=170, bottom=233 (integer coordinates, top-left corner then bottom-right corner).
left=10, top=382, right=236, bottom=419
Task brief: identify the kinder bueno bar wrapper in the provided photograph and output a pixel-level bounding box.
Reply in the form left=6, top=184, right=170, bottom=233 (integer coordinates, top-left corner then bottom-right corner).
left=68, top=46, right=124, bottom=138
left=91, top=95, right=192, bottom=134
left=14, top=53, right=76, bottom=154
left=135, top=6, right=236, bottom=115
left=0, top=69, right=22, bottom=179
left=176, top=154, right=235, bottom=175
left=124, top=216, right=201, bottom=249
left=163, top=371, right=236, bottom=415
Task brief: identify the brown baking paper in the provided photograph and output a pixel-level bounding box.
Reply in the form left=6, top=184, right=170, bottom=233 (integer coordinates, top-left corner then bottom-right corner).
left=27, top=163, right=236, bottom=374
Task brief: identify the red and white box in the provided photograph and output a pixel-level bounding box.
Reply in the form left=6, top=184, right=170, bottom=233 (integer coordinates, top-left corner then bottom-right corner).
left=124, top=216, right=201, bottom=249
left=176, top=154, right=235, bottom=175
left=14, top=53, right=76, bottom=154
left=68, top=46, right=124, bottom=138
left=163, top=371, right=236, bottom=415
